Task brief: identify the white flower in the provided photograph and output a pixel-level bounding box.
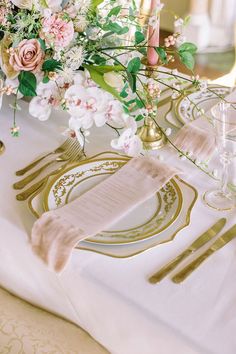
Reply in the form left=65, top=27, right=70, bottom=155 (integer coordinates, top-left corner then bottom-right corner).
left=165, top=127, right=172, bottom=136
left=174, top=18, right=184, bottom=28
left=64, top=0, right=90, bottom=17
left=171, top=83, right=181, bottom=99
left=58, top=67, right=75, bottom=85
left=87, top=27, right=101, bottom=40
left=46, top=0, right=62, bottom=12
left=74, top=15, right=88, bottom=32
left=148, top=16, right=158, bottom=27
left=73, top=70, right=97, bottom=88
left=111, top=128, right=142, bottom=156
left=63, top=46, right=84, bottom=71
left=176, top=35, right=186, bottom=46
left=67, top=116, right=85, bottom=147
left=105, top=100, right=126, bottom=127
left=65, top=85, right=113, bottom=129
left=157, top=3, right=164, bottom=12
left=198, top=80, right=208, bottom=92
left=4, top=78, right=23, bottom=99
left=29, top=97, right=52, bottom=121
left=29, top=81, right=59, bottom=121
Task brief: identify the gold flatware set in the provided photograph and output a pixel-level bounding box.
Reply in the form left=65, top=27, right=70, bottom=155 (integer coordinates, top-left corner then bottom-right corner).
left=14, top=137, right=84, bottom=201
left=149, top=218, right=236, bottom=284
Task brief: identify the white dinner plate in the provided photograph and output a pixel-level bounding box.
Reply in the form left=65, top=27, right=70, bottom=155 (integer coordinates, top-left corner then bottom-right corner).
left=175, top=86, right=232, bottom=126
left=43, top=157, right=183, bottom=245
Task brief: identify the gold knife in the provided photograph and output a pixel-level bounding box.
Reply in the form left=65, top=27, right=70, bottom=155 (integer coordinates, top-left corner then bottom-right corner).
left=149, top=218, right=226, bottom=284
left=172, top=224, right=236, bottom=284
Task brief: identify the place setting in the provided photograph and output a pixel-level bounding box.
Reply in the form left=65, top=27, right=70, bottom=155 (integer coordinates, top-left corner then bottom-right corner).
left=12, top=93, right=236, bottom=274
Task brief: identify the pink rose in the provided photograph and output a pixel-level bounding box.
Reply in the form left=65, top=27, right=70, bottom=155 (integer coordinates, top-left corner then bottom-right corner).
left=9, top=39, right=44, bottom=73
left=40, top=14, right=74, bottom=48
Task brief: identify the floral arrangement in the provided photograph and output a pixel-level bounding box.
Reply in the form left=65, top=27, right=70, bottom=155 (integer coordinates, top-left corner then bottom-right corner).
left=0, top=0, right=204, bottom=156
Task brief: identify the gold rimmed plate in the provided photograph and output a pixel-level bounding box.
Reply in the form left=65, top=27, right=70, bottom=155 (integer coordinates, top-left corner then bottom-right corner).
left=43, top=157, right=183, bottom=245
left=175, top=86, right=232, bottom=126
left=28, top=153, right=198, bottom=258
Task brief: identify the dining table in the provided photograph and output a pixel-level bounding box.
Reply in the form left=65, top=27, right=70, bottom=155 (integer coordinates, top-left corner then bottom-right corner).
left=0, top=87, right=236, bottom=354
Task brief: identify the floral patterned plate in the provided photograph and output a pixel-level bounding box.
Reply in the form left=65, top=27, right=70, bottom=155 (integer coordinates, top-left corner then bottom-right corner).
left=43, top=157, right=183, bottom=245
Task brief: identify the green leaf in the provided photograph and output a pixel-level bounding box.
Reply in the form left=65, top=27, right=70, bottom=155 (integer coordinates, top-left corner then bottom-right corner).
left=135, top=114, right=144, bottom=121
left=84, top=64, right=124, bottom=74
left=127, top=72, right=136, bottom=92
left=91, top=54, right=106, bottom=65
left=42, top=76, right=50, bottom=84
left=42, top=59, right=62, bottom=72
left=103, top=22, right=129, bottom=35
left=183, top=15, right=191, bottom=26
left=155, top=47, right=168, bottom=64
left=120, top=83, right=129, bottom=98
left=138, top=47, right=147, bottom=56
left=108, top=5, right=122, bottom=17
left=135, top=31, right=145, bottom=45
left=178, top=42, right=197, bottom=54
left=127, top=57, right=141, bottom=74
left=86, top=66, right=122, bottom=101
left=135, top=98, right=145, bottom=108
left=38, top=38, right=46, bottom=51
left=179, top=51, right=195, bottom=70
left=18, top=71, right=37, bottom=97
left=0, top=31, right=4, bottom=41
left=90, top=0, right=104, bottom=10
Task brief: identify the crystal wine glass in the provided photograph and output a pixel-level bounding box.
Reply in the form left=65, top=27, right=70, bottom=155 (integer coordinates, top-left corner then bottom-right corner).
left=203, top=101, right=236, bottom=211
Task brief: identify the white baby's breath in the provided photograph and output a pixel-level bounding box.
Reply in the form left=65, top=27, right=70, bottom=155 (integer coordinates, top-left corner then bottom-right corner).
left=63, top=46, right=84, bottom=71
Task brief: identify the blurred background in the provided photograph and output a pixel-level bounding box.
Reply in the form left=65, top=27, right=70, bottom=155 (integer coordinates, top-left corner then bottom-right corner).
left=140, top=0, right=236, bottom=85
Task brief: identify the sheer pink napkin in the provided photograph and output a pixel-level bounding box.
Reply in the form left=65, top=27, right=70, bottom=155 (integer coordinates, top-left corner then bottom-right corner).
left=173, top=90, right=236, bottom=161
left=31, top=157, right=181, bottom=272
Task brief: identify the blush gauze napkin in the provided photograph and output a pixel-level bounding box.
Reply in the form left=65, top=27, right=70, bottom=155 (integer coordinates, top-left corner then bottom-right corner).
left=173, top=90, right=236, bottom=161
left=31, top=157, right=180, bottom=272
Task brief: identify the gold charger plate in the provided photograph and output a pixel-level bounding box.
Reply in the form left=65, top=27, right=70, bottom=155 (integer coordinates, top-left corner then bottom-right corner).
left=43, top=157, right=183, bottom=245
left=28, top=153, right=198, bottom=258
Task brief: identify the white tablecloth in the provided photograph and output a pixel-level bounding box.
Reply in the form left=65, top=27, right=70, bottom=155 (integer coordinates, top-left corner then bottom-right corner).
left=0, top=95, right=236, bottom=354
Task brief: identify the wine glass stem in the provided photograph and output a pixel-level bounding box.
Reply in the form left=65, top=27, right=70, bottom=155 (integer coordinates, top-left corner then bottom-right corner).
left=220, top=156, right=230, bottom=195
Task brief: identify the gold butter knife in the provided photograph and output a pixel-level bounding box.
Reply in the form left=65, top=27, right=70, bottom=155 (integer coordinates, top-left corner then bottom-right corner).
left=149, top=218, right=226, bottom=284
left=172, top=224, right=236, bottom=284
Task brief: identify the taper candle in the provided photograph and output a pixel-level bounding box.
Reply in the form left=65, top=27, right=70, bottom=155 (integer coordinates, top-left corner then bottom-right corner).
left=147, top=0, right=160, bottom=66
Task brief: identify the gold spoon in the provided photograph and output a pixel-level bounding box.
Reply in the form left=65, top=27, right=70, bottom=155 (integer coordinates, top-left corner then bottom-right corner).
left=0, top=141, right=5, bottom=155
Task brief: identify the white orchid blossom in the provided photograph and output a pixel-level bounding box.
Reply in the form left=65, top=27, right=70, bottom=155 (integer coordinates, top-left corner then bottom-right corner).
left=111, top=128, right=142, bottom=156
left=63, top=117, right=85, bottom=147
left=29, top=81, right=59, bottom=121
left=111, top=117, right=142, bottom=156
left=64, top=84, right=116, bottom=129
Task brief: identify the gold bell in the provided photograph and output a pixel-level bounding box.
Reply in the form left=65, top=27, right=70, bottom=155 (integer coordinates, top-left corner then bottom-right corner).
left=137, top=116, right=166, bottom=150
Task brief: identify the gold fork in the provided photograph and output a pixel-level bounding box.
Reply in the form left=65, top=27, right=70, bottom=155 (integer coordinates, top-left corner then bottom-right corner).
left=16, top=147, right=84, bottom=201
left=15, top=137, right=75, bottom=176
left=13, top=141, right=82, bottom=190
